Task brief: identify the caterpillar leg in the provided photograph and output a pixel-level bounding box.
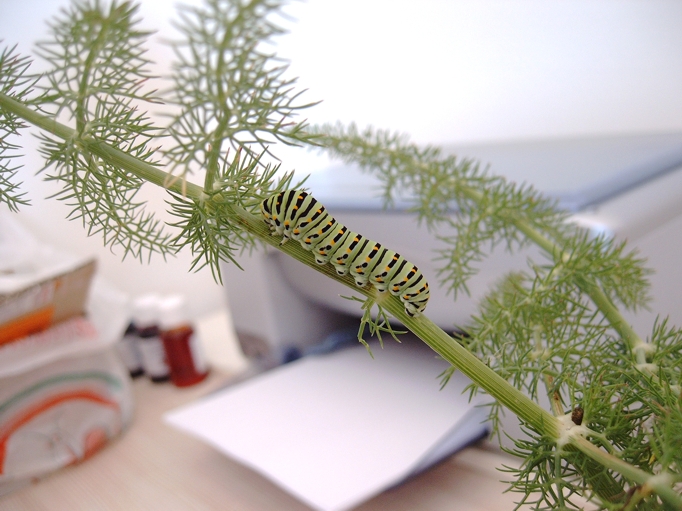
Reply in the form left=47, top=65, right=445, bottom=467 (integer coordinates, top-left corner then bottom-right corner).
left=372, top=282, right=388, bottom=292
left=403, top=302, right=421, bottom=317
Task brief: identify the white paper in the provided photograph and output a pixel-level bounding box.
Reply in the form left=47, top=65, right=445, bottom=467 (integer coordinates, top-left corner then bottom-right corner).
left=164, top=338, right=488, bottom=511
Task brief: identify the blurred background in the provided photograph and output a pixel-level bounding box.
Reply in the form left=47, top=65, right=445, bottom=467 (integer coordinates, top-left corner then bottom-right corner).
left=1, top=0, right=682, bottom=319
left=2, top=2, right=682, bottom=507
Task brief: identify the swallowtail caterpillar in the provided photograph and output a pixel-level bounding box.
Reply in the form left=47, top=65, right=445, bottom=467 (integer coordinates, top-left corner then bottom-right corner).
left=261, top=190, right=430, bottom=317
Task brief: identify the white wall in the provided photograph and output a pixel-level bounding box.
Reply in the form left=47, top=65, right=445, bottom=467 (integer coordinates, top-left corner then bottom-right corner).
left=278, top=0, right=682, bottom=144
left=1, top=0, right=682, bottom=316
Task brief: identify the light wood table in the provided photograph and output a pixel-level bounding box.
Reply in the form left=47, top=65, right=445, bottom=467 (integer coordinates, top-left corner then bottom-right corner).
left=1, top=371, right=523, bottom=511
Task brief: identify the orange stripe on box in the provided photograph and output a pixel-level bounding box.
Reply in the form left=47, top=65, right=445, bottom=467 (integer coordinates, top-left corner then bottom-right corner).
left=0, top=389, right=120, bottom=473
left=0, top=307, right=55, bottom=346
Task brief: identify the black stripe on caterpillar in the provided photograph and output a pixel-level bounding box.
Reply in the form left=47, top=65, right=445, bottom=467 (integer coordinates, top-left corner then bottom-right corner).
left=261, top=190, right=430, bottom=317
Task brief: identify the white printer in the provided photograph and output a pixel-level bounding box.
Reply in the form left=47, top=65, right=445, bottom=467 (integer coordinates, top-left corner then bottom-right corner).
left=222, top=132, right=682, bottom=365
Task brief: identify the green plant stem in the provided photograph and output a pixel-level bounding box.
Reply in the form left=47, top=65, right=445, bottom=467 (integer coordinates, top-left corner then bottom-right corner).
left=571, top=436, right=682, bottom=508
left=0, top=93, right=205, bottom=199
left=383, top=298, right=559, bottom=435
left=75, top=14, right=108, bottom=135
left=461, top=184, right=644, bottom=351
left=553, top=453, right=567, bottom=509
left=203, top=24, right=233, bottom=192
left=3, top=92, right=681, bottom=508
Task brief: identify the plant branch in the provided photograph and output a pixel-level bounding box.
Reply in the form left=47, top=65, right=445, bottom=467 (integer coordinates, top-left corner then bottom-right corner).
left=4, top=92, right=681, bottom=509
left=314, top=122, right=682, bottom=508
left=0, top=92, right=203, bottom=198
left=0, top=88, right=556, bottom=433
left=456, top=182, right=644, bottom=353
left=571, top=436, right=682, bottom=509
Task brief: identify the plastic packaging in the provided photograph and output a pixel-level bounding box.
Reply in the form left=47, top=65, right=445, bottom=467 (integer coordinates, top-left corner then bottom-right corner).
left=0, top=213, right=97, bottom=346
left=131, top=294, right=169, bottom=383
left=0, top=278, right=133, bottom=496
left=158, top=295, right=208, bottom=387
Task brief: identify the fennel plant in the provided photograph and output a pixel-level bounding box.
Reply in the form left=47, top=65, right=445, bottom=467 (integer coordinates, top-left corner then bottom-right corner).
left=0, top=1, right=680, bottom=509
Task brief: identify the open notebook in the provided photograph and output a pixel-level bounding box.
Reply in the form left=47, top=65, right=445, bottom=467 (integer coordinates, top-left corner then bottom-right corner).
left=164, top=337, right=489, bottom=511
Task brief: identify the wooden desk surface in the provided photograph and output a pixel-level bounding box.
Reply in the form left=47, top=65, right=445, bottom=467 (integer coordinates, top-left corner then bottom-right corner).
left=1, top=371, right=523, bottom=511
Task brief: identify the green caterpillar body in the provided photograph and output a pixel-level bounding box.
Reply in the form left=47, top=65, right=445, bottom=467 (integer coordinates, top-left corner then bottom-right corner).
left=261, top=190, right=430, bottom=317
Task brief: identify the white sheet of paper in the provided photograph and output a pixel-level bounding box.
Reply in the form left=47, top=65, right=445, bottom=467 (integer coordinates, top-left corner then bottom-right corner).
left=164, top=338, right=488, bottom=511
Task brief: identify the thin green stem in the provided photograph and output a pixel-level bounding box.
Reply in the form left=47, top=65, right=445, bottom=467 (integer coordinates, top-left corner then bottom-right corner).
left=0, top=92, right=72, bottom=140
left=383, top=293, right=560, bottom=435
left=203, top=15, right=233, bottom=192
left=460, top=183, right=644, bottom=352
left=0, top=92, right=205, bottom=199
left=554, top=453, right=567, bottom=508
left=622, top=488, right=646, bottom=511
left=535, top=325, right=564, bottom=417
left=570, top=436, right=682, bottom=509
left=546, top=375, right=564, bottom=417
left=205, top=116, right=230, bottom=191
left=75, top=10, right=108, bottom=135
